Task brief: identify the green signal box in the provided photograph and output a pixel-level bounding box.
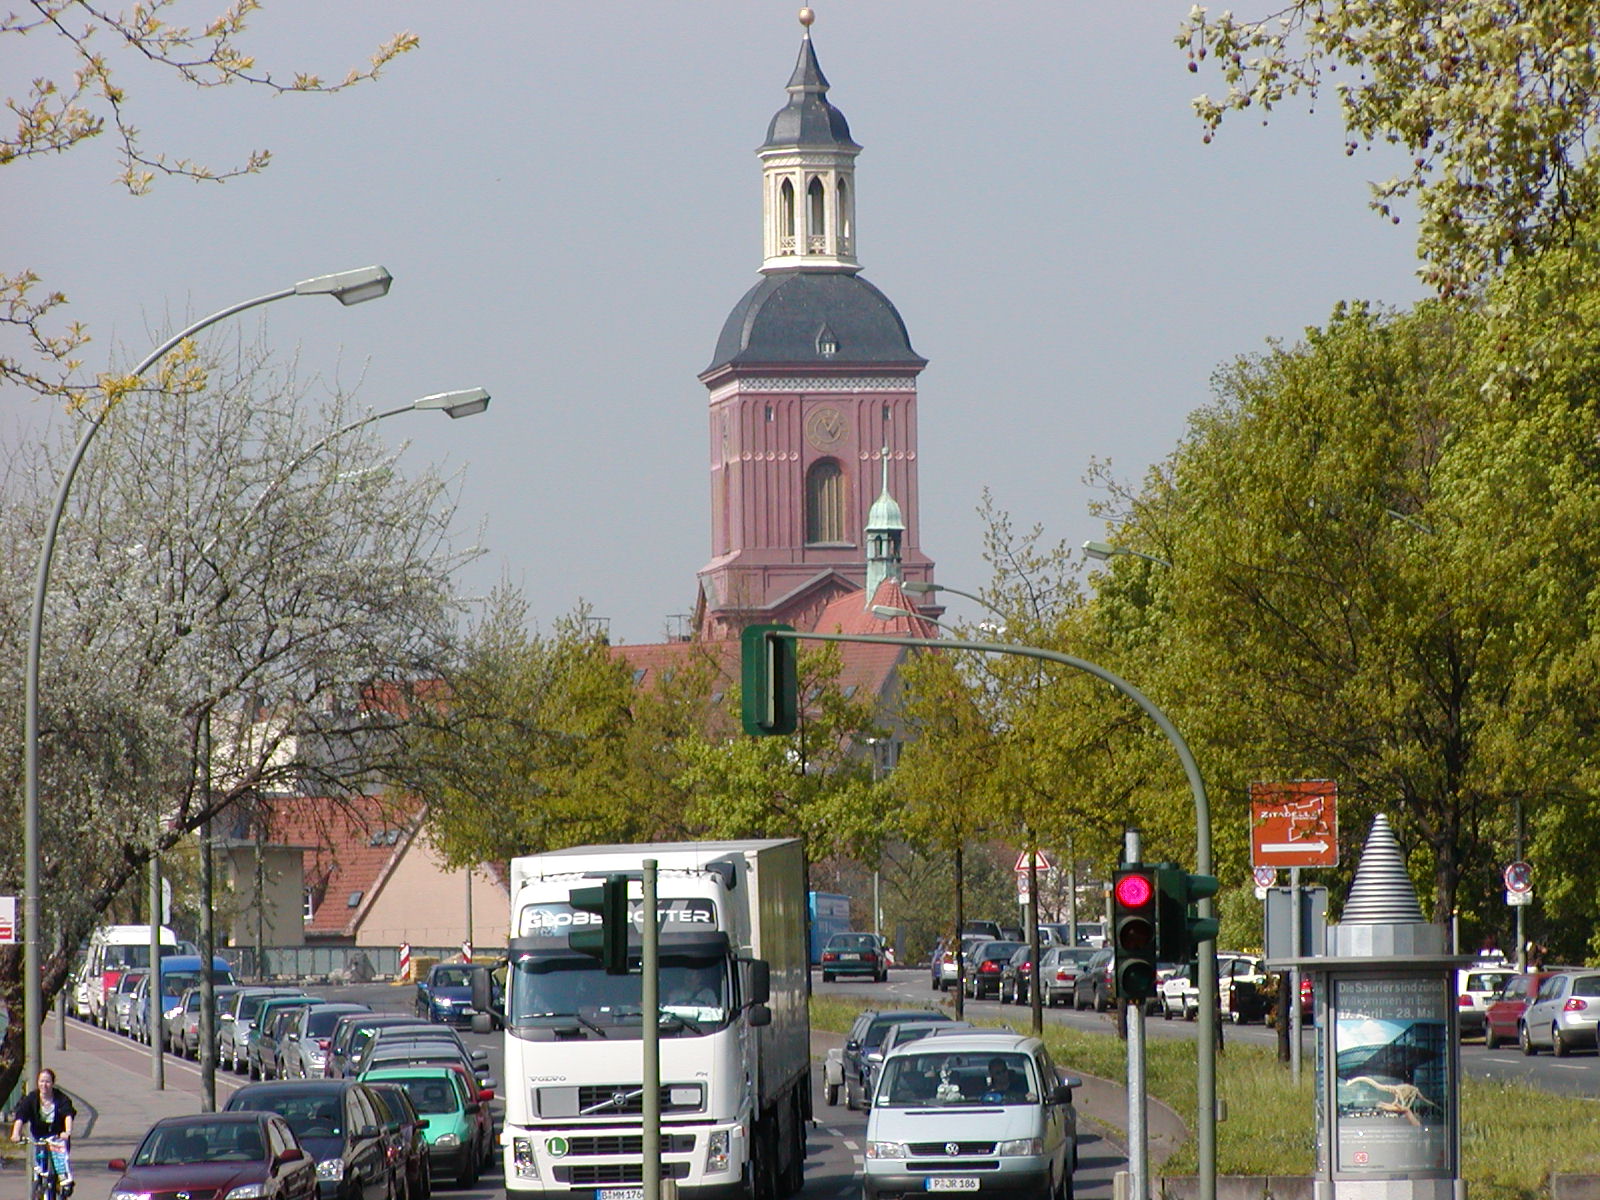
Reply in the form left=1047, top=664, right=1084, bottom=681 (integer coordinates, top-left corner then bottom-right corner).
left=1153, top=862, right=1220, bottom=965
left=740, top=623, right=798, bottom=736
left=569, top=874, right=630, bottom=974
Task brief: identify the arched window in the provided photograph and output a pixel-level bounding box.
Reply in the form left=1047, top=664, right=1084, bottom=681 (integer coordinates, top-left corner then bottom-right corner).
left=837, top=177, right=852, bottom=249
left=778, top=178, right=796, bottom=253
left=806, top=459, right=846, bottom=543
left=807, top=177, right=827, bottom=251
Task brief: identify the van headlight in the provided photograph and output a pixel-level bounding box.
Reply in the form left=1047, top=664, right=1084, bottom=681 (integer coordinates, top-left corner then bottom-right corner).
left=996, top=1138, right=1042, bottom=1156
left=866, top=1142, right=908, bottom=1159
left=435, top=1134, right=460, bottom=1149
left=316, top=1159, right=345, bottom=1181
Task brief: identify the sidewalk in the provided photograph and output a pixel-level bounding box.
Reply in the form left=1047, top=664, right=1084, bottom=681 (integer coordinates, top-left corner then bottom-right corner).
left=3, top=1021, right=236, bottom=1198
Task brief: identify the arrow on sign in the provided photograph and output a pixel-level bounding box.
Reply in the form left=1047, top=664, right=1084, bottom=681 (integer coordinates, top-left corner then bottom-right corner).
left=1259, top=841, right=1330, bottom=854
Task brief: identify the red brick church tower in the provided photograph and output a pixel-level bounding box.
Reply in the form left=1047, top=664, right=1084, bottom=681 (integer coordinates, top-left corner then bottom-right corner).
left=694, top=12, right=935, bottom=641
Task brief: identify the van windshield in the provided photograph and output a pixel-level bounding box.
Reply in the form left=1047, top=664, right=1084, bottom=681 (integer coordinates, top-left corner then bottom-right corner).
left=877, top=1051, right=1038, bottom=1108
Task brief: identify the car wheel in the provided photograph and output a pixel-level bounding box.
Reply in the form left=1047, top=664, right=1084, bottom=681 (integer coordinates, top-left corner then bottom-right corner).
left=1520, top=1022, right=1537, bottom=1055
left=1554, top=1024, right=1570, bottom=1057
left=455, top=1150, right=475, bottom=1189
left=1229, top=1007, right=1244, bottom=1025
left=825, top=1082, right=839, bottom=1105
left=1484, top=1025, right=1500, bottom=1050
left=822, top=971, right=834, bottom=984
left=844, top=1080, right=858, bottom=1112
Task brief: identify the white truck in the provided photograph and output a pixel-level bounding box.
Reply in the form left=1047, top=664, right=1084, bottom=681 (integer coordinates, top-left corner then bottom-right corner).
left=485, top=839, right=811, bottom=1200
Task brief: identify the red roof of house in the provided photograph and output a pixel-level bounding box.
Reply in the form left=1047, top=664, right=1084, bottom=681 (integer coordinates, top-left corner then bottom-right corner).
left=262, top=795, right=420, bottom=939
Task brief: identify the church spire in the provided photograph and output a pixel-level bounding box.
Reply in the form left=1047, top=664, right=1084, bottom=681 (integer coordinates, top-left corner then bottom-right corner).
left=864, top=444, right=905, bottom=604
left=759, top=9, right=862, bottom=273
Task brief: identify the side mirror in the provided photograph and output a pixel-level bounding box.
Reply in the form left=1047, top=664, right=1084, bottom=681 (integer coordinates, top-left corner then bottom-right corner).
left=746, top=959, right=771, bottom=1005
left=465, top=1101, right=481, bottom=1115
left=1050, top=1083, right=1073, bottom=1105
left=277, top=1147, right=305, bottom=1165
left=108, top=1159, right=128, bottom=1172
left=357, top=1124, right=380, bottom=1142
left=748, top=1003, right=772, bottom=1028
left=470, top=969, right=493, bottom=1013
left=478, top=1088, right=496, bottom=1102
left=846, top=1040, right=861, bottom=1053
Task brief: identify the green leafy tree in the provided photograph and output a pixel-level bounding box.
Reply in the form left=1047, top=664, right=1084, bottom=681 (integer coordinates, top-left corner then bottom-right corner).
left=1179, top=3, right=1600, bottom=296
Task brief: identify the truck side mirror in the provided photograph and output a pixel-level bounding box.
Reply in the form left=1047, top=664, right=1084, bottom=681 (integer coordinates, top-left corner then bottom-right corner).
left=471, top=968, right=493, bottom=1012
left=748, top=1003, right=772, bottom=1028
left=747, top=959, right=771, bottom=1005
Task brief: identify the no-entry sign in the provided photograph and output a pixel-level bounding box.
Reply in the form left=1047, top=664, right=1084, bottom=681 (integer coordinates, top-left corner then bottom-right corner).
left=1250, top=780, right=1339, bottom=869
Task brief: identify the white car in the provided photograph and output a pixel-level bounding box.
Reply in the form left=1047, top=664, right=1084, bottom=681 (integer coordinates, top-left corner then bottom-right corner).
left=1456, top=965, right=1517, bottom=1040
left=1160, top=962, right=1198, bottom=1020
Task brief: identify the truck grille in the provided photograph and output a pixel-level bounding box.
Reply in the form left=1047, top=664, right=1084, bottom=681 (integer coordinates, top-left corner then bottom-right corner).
left=536, top=1083, right=705, bottom=1118
left=567, top=1134, right=697, bottom=1157
left=556, top=1162, right=691, bottom=1185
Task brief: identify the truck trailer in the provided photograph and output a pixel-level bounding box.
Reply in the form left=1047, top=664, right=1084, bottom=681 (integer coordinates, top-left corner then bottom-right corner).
left=488, top=839, right=810, bottom=1200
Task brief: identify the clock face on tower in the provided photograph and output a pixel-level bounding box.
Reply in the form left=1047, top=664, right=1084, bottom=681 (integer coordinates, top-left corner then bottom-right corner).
left=805, top=406, right=848, bottom=451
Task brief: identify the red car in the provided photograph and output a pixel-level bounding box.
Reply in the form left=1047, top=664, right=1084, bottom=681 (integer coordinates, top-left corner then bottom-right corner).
left=110, top=1111, right=316, bottom=1200
left=1484, top=970, right=1562, bottom=1050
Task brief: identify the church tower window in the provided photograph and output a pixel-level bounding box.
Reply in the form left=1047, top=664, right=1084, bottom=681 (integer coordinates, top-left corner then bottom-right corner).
left=806, top=458, right=847, bottom=544
left=779, top=178, right=797, bottom=254
left=807, top=177, right=827, bottom=252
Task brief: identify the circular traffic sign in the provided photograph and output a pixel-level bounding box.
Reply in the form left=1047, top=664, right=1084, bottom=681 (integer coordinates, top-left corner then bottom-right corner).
left=1504, top=861, right=1533, bottom=894
left=1253, top=866, right=1278, bottom=889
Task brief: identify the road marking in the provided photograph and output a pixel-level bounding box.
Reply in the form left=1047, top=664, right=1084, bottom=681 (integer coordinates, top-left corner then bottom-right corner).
left=1552, top=1063, right=1587, bottom=1070
left=1483, top=1057, right=1521, bottom=1064
left=842, top=1140, right=859, bottom=1150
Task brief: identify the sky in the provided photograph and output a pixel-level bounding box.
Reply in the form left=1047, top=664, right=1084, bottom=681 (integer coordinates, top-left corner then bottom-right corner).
left=6, top=3, right=1424, bottom=646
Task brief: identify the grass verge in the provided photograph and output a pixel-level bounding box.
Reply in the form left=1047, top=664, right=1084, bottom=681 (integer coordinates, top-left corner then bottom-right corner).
left=809, top=997, right=1600, bottom=1198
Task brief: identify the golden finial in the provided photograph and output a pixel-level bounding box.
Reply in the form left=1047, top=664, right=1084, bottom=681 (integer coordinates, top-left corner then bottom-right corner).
left=798, top=8, right=815, bottom=29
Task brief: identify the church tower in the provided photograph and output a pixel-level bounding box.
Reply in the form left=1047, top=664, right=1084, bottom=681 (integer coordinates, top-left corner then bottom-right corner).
left=696, top=10, right=934, bottom=640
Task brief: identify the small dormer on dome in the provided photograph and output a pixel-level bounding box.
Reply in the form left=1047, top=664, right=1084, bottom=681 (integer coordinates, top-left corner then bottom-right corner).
left=760, top=12, right=861, bottom=274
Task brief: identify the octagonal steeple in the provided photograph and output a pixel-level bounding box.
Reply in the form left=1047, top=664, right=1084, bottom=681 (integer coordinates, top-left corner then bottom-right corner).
left=759, top=10, right=861, bottom=273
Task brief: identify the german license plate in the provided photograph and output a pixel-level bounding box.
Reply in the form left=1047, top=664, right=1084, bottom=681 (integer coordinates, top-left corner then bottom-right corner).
left=926, top=1179, right=979, bottom=1191
left=843, top=952, right=861, bottom=960
left=597, top=1190, right=645, bottom=1200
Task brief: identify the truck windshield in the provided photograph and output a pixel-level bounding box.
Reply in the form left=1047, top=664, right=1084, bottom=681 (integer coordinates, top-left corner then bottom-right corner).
left=510, top=952, right=731, bottom=1034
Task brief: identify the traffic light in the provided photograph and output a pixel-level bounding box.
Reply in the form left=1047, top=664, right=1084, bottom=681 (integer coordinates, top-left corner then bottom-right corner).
left=1153, top=863, right=1220, bottom=966
left=1111, top=864, right=1159, bottom=1001
left=569, top=875, right=631, bottom=974
left=740, top=623, right=798, bottom=736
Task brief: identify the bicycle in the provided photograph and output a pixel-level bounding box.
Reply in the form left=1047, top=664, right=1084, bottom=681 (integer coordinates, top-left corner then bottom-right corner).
left=23, top=1137, right=69, bottom=1200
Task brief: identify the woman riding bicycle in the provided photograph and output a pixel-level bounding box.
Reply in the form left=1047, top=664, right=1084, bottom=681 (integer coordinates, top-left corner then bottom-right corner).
left=11, top=1067, right=76, bottom=1197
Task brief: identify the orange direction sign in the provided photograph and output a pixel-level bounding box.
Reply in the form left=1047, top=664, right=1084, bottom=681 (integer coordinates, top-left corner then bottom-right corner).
left=1250, top=780, right=1338, bottom=869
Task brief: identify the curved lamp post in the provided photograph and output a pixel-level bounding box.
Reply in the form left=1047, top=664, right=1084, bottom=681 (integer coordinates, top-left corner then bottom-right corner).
left=23, top=266, right=392, bottom=1084
left=871, top=601, right=1219, bottom=1200
left=1083, top=539, right=1173, bottom=568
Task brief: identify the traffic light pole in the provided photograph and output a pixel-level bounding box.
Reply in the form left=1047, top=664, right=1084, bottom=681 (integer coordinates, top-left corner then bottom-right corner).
left=1124, top=831, right=1148, bottom=1200
left=750, top=628, right=1219, bottom=1200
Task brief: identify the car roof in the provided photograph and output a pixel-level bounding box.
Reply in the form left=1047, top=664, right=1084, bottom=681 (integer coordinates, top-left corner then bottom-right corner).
left=883, top=1031, right=1041, bottom=1059
left=230, top=1079, right=363, bottom=1100
left=363, top=1065, right=461, bottom=1080
left=151, top=1111, right=272, bottom=1128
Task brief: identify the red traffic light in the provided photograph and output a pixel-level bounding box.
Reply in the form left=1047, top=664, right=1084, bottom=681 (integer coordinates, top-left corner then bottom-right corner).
left=1113, top=871, right=1155, bottom=908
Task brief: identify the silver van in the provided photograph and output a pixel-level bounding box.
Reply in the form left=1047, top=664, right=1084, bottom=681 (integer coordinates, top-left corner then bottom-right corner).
left=863, top=1031, right=1077, bottom=1200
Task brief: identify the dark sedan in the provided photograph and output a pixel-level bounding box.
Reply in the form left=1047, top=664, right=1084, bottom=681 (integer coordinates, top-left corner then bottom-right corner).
left=819, top=932, right=889, bottom=983
left=226, top=1079, right=396, bottom=1200
left=414, top=962, right=501, bottom=1027
left=366, top=1079, right=432, bottom=1200
left=963, top=939, right=1026, bottom=1000
left=109, top=1111, right=317, bottom=1200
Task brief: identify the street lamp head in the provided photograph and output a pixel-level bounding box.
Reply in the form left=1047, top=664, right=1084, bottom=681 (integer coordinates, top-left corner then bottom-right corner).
left=293, top=266, right=393, bottom=306
left=902, top=581, right=940, bottom=595
left=414, top=388, right=491, bottom=418
left=871, top=604, right=916, bottom=621
left=1083, top=540, right=1116, bottom=561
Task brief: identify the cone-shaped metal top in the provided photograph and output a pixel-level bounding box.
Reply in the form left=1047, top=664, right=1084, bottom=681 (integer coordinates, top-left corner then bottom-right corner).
left=1341, top=814, right=1426, bottom=924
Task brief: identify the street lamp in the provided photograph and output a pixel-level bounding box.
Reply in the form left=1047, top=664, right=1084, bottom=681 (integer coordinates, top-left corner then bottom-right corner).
left=23, top=266, right=392, bottom=1086
left=1083, top=539, right=1172, bottom=568
left=901, top=580, right=1008, bottom=621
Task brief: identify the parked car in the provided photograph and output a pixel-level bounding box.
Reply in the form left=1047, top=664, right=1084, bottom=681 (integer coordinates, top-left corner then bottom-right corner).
left=107, top=1111, right=317, bottom=1200
left=1520, top=970, right=1600, bottom=1056
left=1160, top=960, right=1199, bottom=1020
left=414, top=962, right=501, bottom=1026
left=1218, top=955, right=1271, bottom=1025
left=929, top=935, right=987, bottom=993
left=1038, top=921, right=1106, bottom=948
left=863, top=1021, right=977, bottom=1101
left=832, top=1008, right=954, bottom=1112
left=1485, top=970, right=1562, bottom=1050
left=250, top=996, right=324, bottom=1080
left=999, top=944, right=1034, bottom=1005
left=1072, top=949, right=1116, bottom=1011
left=362, top=1066, right=492, bottom=1187
left=1457, top=965, right=1517, bottom=1040
left=280, top=1003, right=373, bottom=1079
left=863, top=1031, right=1078, bottom=1200
left=963, top=940, right=1027, bottom=1000
left=819, top=932, right=890, bottom=983
left=110, top=969, right=149, bottom=1036
left=1039, top=946, right=1096, bottom=1009
left=167, top=983, right=245, bottom=1058
left=327, top=1014, right=428, bottom=1079
left=351, top=1023, right=491, bottom=1085
left=225, top=1078, right=397, bottom=1200
left=141, top=955, right=238, bottom=1043
left=960, top=920, right=1003, bottom=940
left=363, top=1079, right=431, bottom=1200
left=223, top=987, right=306, bottom=1073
